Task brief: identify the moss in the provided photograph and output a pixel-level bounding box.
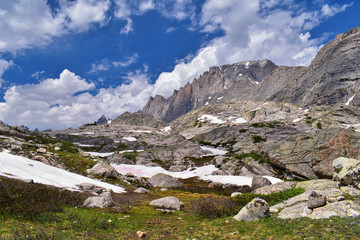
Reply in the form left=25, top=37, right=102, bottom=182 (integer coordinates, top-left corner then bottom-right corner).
left=236, top=152, right=269, bottom=164
left=252, top=135, right=266, bottom=143
left=317, top=122, right=323, bottom=129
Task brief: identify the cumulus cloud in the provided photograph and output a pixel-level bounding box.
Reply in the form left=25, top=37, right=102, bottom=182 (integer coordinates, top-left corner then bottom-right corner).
left=61, top=0, right=111, bottom=32
left=0, top=69, right=154, bottom=130
left=0, top=0, right=111, bottom=53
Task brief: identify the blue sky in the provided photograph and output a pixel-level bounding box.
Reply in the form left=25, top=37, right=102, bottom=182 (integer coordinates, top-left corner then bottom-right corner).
left=0, top=0, right=359, bottom=130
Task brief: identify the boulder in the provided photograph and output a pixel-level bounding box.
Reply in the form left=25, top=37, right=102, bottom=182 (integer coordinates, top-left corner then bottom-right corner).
left=332, top=157, right=360, bottom=186
left=37, top=148, right=47, bottom=154
left=307, top=191, right=326, bottom=209
left=147, top=173, right=183, bottom=188
left=149, top=196, right=182, bottom=211
left=253, top=181, right=295, bottom=195
left=134, top=187, right=148, bottom=194
left=233, top=198, right=270, bottom=222
left=251, top=176, right=271, bottom=189
left=86, top=162, right=119, bottom=178
left=83, top=192, right=114, bottom=208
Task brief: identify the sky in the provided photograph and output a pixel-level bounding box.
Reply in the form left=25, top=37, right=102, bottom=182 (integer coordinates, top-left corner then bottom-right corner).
left=0, top=0, right=359, bottom=130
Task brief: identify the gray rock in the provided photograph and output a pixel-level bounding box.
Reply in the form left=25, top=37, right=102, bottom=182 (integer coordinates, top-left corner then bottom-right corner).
left=147, top=173, right=183, bottom=188
left=307, top=191, right=326, bottom=209
left=296, top=179, right=340, bottom=192
left=134, top=187, right=148, bottom=194
left=149, top=196, right=182, bottom=211
left=86, top=162, right=119, bottom=178
left=253, top=181, right=295, bottom=195
left=37, top=148, right=47, bottom=154
left=332, top=157, right=360, bottom=186
left=277, top=201, right=313, bottom=219
left=233, top=197, right=270, bottom=222
left=251, top=176, right=272, bottom=189
left=83, top=192, right=114, bottom=208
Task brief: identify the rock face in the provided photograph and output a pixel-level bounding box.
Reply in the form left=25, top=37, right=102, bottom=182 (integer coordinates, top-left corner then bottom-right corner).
left=234, top=197, right=270, bottom=222
left=142, top=60, right=277, bottom=123
left=149, top=196, right=182, bottom=211
left=147, top=173, right=183, bottom=188
left=254, top=27, right=360, bottom=108
left=111, top=111, right=165, bottom=128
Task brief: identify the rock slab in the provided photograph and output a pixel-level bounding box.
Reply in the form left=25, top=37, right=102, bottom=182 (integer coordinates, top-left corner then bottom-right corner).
left=234, top=197, right=270, bottom=222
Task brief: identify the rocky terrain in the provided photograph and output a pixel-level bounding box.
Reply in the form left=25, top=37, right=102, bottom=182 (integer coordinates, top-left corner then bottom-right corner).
left=1, top=27, right=360, bottom=239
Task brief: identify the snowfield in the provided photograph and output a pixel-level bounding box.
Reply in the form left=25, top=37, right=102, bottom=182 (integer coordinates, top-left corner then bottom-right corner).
left=200, top=146, right=228, bottom=156
left=111, top=163, right=282, bottom=187
left=0, top=150, right=125, bottom=193
left=85, top=152, right=115, bottom=157
left=122, top=137, right=137, bottom=141
left=198, top=114, right=225, bottom=124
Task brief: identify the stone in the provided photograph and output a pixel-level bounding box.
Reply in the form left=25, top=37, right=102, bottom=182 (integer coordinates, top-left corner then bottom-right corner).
left=253, top=181, right=295, bottom=195
left=10, top=144, right=22, bottom=152
left=149, top=196, right=182, bottom=211
left=327, top=197, right=336, bottom=203
left=37, top=148, right=47, bottom=154
left=136, top=231, right=146, bottom=238
left=54, top=146, right=61, bottom=151
left=277, top=201, right=313, bottom=219
left=251, top=176, right=272, bottom=189
left=233, top=198, right=270, bottom=222
left=86, top=162, right=119, bottom=178
left=307, top=191, right=326, bottom=209
left=32, top=155, right=49, bottom=164
left=332, top=157, right=360, bottom=172
left=147, top=173, right=183, bottom=188
left=134, top=187, right=148, bottom=194
left=83, top=193, right=114, bottom=208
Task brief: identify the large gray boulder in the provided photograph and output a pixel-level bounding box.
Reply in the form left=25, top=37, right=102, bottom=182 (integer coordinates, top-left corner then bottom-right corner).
left=149, top=196, right=182, bottom=211
left=147, top=173, right=183, bottom=188
left=86, top=162, right=119, bottom=178
left=251, top=176, right=271, bottom=190
left=234, top=198, right=270, bottom=222
left=83, top=192, right=114, bottom=208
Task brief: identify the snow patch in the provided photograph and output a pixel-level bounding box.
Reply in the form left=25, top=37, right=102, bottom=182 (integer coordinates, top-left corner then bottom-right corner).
left=245, top=61, right=250, bottom=69
left=292, top=118, right=303, bottom=123
left=239, top=73, right=242, bottom=76
left=0, top=150, right=125, bottom=193
left=198, top=115, right=225, bottom=124
left=130, top=130, right=152, bottom=133
left=208, top=96, right=212, bottom=99
left=162, top=126, right=171, bottom=132
left=85, top=152, right=114, bottom=157
left=69, top=132, right=94, bottom=136
left=107, top=120, right=112, bottom=124
left=346, top=94, right=356, bottom=105
left=232, top=118, right=248, bottom=124
left=248, top=78, right=259, bottom=85
left=111, top=163, right=282, bottom=186
left=250, top=107, right=260, bottom=112
left=122, top=137, right=137, bottom=142
left=76, top=143, right=95, bottom=147
left=200, top=146, right=228, bottom=156
left=217, top=96, right=224, bottom=100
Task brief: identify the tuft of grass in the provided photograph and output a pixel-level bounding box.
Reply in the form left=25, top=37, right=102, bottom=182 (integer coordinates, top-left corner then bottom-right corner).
left=190, top=196, right=239, bottom=219
left=236, top=152, right=269, bottom=164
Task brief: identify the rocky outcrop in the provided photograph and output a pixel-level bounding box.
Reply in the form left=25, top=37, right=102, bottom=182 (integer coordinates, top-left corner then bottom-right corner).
left=234, top=198, right=270, bottom=222
left=332, top=157, right=360, bottom=187
left=142, top=60, right=278, bottom=122
left=86, top=162, right=119, bottom=178
left=95, top=115, right=111, bottom=125
left=83, top=192, right=115, bottom=208
left=111, top=111, right=165, bottom=128
left=147, top=173, right=183, bottom=188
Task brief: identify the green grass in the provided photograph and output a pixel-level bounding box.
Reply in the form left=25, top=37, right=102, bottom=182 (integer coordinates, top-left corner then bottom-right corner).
left=0, top=180, right=359, bottom=240
left=236, top=152, right=269, bottom=164
left=252, top=135, right=267, bottom=143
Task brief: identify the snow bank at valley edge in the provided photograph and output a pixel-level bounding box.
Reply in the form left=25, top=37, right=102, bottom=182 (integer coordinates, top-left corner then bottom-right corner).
left=111, top=163, right=282, bottom=187
left=0, top=150, right=125, bottom=193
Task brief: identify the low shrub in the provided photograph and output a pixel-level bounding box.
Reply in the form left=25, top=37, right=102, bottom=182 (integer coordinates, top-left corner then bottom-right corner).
left=236, top=152, right=269, bottom=164
left=0, top=177, right=84, bottom=219
left=190, top=196, right=239, bottom=218
left=252, top=135, right=266, bottom=143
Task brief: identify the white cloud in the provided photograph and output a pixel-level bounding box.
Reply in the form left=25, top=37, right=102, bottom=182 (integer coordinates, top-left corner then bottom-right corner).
left=61, top=0, right=111, bottom=32
left=120, top=17, right=133, bottom=34
left=321, top=3, right=352, bottom=17
left=0, top=0, right=111, bottom=53
left=0, top=69, right=154, bottom=130
left=89, top=62, right=111, bottom=73
left=113, top=53, right=138, bottom=67
left=0, top=59, right=14, bottom=88
left=139, top=0, right=155, bottom=12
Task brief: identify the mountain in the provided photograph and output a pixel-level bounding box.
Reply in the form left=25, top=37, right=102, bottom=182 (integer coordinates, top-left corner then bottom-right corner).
left=142, top=59, right=277, bottom=123
left=110, top=111, right=166, bottom=128
left=142, top=27, right=360, bottom=123
left=95, top=115, right=111, bottom=125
